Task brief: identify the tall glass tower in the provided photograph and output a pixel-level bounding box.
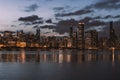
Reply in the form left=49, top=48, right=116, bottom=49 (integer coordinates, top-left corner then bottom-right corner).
left=109, top=21, right=117, bottom=47
left=77, top=23, right=85, bottom=49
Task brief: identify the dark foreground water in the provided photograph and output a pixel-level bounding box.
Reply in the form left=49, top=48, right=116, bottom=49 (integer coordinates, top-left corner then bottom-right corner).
left=0, top=49, right=120, bottom=80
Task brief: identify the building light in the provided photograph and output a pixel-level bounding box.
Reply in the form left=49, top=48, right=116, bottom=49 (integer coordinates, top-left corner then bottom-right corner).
left=78, top=22, right=84, bottom=25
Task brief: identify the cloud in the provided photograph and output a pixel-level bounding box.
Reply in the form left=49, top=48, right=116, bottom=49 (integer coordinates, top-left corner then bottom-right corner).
left=114, top=15, right=120, bottom=18
left=54, top=0, right=120, bottom=17
left=93, top=15, right=120, bottom=19
left=46, top=19, right=52, bottom=23
left=40, top=25, right=56, bottom=29
left=104, top=15, right=113, bottom=19
left=53, top=6, right=71, bottom=13
left=86, top=15, right=120, bottom=20
left=24, top=4, right=39, bottom=12
left=87, top=20, right=105, bottom=27
left=79, top=17, right=93, bottom=23
left=99, top=20, right=120, bottom=38
left=93, top=16, right=102, bottom=19
left=56, top=9, right=94, bottom=17
left=53, top=7, right=64, bottom=12
left=86, top=0, right=120, bottom=10
left=18, top=15, right=43, bottom=25
left=54, top=19, right=78, bottom=34
left=53, top=18, right=106, bottom=34
left=18, top=15, right=42, bottom=22
left=85, top=26, right=105, bottom=32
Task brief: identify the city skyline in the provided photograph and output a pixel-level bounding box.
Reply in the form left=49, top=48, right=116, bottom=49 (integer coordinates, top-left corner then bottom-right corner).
left=0, top=0, right=120, bottom=37
left=0, top=21, right=119, bottom=49
left=0, top=1, right=120, bottom=79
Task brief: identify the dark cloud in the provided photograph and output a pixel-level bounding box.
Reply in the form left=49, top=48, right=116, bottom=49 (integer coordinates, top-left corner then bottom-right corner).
left=104, top=15, right=113, bottom=19
left=86, top=0, right=120, bottom=10
left=87, top=20, right=105, bottom=27
left=33, top=25, right=56, bottom=30
left=93, top=15, right=120, bottom=19
left=19, top=22, right=32, bottom=25
left=18, top=15, right=43, bottom=25
left=53, top=7, right=64, bottom=12
left=92, top=15, right=120, bottom=19
left=11, top=25, right=16, bottom=27
left=56, top=9, right=94, bottom=17
left=73, top=17, right=105, bottom=26
left=55, top=19, right=78, bottom=33
left=55, top=18, right=62, bottom=21
left=24, top=4, right=39, bottom=12
left=99, top=20, right=120, bottom=38
left=93, top=16, right=102, bottom=19
left=54, top=0, right=120, bottom=17
left=31, top=17, right=105, bottom=34
left=114, top=15, right=120, bottom=18
left=46, top=19, right=52, bottom=23
left=32, top=21, right=43, bottom=24
left=53, top=18, right=107, bottom=34
left=79, top=17, right=93, bottom=23
left=18, top=15, right=42, bottom=22
left=33, top=25, right=38, bottom=28
left=40, top=25, right=56, bottom=29
left=53, top=6, right=71, bottom=13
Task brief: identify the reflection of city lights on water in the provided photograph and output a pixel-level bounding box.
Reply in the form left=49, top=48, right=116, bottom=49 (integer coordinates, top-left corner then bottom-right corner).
left=1, top=49, right=120, bottom=63
left=52, top=54, right=57, bottom=62
left=20, top=49, right=26, bottom=63
left=43, top=54, right=47, bottom=62
left=44, top=45, right=47, bottom=48
left=112, top=49, right=115, bottom=66
left=87, top=54, right=92, bottom=61
left=66, top=54, right=71, bottom=63
left=59, top=54, right=63, bottom=63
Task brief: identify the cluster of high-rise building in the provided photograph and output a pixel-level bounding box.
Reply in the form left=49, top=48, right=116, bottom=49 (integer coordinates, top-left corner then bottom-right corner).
left=0, top=21, right=118, bottom=49
left=70, top=22, right=98, bottom=49
left=70, top=21, right=118, bottom=49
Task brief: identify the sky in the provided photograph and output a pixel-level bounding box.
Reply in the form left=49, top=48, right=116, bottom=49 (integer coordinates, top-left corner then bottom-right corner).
left=0, top=0, right=120, bottom=36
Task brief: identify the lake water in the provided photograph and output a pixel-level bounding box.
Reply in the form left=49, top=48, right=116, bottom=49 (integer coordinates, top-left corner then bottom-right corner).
left=0, top=49, right=120, bottom=80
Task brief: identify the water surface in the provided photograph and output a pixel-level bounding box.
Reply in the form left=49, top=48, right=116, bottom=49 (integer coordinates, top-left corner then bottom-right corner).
left=0, top=49, right=120, bottom=80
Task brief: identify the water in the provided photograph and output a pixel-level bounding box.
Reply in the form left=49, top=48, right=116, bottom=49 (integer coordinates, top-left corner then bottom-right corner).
left=0, top=49, right=120, bottom=80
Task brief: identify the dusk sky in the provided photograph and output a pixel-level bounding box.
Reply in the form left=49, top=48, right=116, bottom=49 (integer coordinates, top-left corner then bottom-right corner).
left=0, top=0, right=120, bottom=36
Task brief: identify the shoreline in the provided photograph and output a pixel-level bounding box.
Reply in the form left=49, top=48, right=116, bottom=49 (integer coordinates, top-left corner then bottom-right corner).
left=0, top=47, right=118, bottom=51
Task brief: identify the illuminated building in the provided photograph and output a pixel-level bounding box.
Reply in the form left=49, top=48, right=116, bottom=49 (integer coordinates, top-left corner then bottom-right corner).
left=99, top=37, right=108, bottom=49
left=36, top=28, right=41, bottom=43
left=109, top=21, right=117, bottom=48
left=0, top=21, right=119, bottom=49
left=4, top=31, right=12, bottom=37
left=67, top=37, right=72, bottom=48
left=16, top=42, right=26, bottom=47
left=63, top=36, right=68, bottom=48
left=26, top=32, right=35, bottom=47
left=77, top=23, right=85, bottom=49
left=85, top=30, right=98, bottom=49
left=72, top=31, right=77, bottom=48
left=69, top=27, right=73, bottom=38
left=17, top=30, right=24, bottom=38
left=0, top=34, right=2, bottom=42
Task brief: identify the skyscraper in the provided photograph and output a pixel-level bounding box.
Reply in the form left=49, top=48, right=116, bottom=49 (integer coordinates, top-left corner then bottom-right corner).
left=109, top=21, right=117, bottom=47
left=69, top=27, right=73, bottom=38
left=77, top=23, right=85, bottom=49
left=36, top=28, right=41, bottom=43
left=85, top=30, right=98, bottom=49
